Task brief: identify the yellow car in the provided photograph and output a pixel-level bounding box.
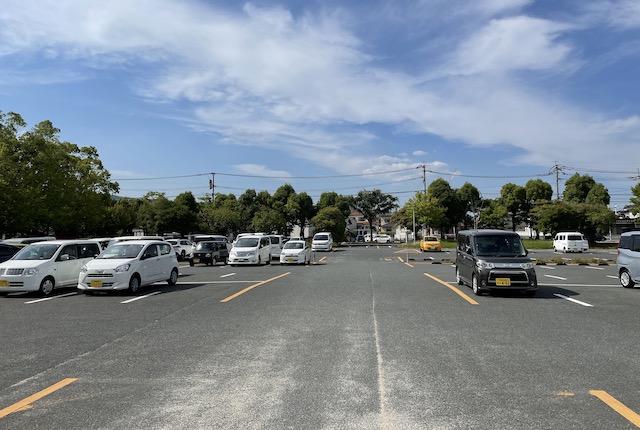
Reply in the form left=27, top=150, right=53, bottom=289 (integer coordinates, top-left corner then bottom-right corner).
left=420, top=236, right=442, bottom=252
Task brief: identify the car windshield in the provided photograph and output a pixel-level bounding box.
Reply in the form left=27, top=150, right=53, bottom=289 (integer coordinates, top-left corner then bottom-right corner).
left=196, top=242, right=215, bottom=251
left=425, top=236, right=438, bottom=242
left=314, top=235, right=329, bottom=241
left=235, top=238, right=259, bottom=247
left=474, top=235, right=526, bottom=257
left=13, top=244, right=60, bottom=260
left=284, top=242, right=304, bottom=249
left=98, top=244, right=144, bottom=259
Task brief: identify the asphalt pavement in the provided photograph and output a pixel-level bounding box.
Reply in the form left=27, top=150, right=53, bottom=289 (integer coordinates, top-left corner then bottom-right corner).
left=0, top=245, right=638, bottom=429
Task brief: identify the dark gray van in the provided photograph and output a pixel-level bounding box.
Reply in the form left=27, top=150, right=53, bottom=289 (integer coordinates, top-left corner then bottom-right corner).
left=455, top=229, right=538, bottom=296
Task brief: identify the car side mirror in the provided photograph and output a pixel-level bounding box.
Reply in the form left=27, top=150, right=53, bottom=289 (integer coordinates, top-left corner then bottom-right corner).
left=59, top=254, right=70, bottom=261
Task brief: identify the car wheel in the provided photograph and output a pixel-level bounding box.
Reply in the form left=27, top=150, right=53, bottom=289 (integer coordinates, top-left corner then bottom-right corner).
left=189, top=260, right=194, bottom=267
left=181, top=250, right=186, bottom=260
left=455, top=268, right=463, bottom=285
left=619, top=269, right=635, bottom=288
left=167, top=269, right=178, bottom=286
left=128, top=275, right=141, bottom=294
left=258, top=256, right=262, bottom=266
left=471, top=274, right=483, bottom=296
left=267, top=255, right=271, bottom=265
left=39, top=277, right=55, bottom=296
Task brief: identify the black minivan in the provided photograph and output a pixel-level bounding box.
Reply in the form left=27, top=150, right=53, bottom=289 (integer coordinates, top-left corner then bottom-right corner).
left=455, top=229, right=538, bottom=297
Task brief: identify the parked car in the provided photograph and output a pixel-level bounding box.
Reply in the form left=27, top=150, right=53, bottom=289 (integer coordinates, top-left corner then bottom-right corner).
left=420, top=235, right=442, bottom=252
left=374, top=234, right=392, bottom=243
left=189, top=241, right=228, bottom=266
left=617, top=231, right=640, bottom=288
left=553, top=232, right=589, bottom=253
left=268, top=234, right=285, bottom=259
left=228, top=235, right=272, bottom=266
left=355, top=235, right=365, bottom=243
left=0, top=243, right=21, bottom=263
left=455, top=229, right=537, bottom=297
left=1, top=236, right=56, bottom=246
left=312, top=232, right=333, bottom=252
left=78, top=240, right=179, bottom=294
left=167, top=238, right=194, bottom=260
left=107, top=235, right=164, bottom=248
left=0, top=240, right=101, bottom=295
left=279, top=240, right=312, bottom=265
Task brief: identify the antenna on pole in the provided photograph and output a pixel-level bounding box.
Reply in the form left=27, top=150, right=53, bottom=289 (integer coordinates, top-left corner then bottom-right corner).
left=209, top=173, right=215, bottom=204
left=549, top=162, right=565, bottom=200
left=417, top=164, right=429, bottom=194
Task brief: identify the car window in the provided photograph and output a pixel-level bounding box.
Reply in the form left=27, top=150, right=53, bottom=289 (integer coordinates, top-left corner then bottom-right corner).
left=143, top=245, right=158, bottom=258
left=58, top=244, right=78, bottom=261
left=14, top=244, right=61, bottom=260
left=99, top=244, right=144, bottom=259
left=159, top=243, right=173, bottom=255
left=567, top=235, right=583, bottom=240
left=474, top=235, right=526, bottom=257
left=79, top=243, right=100, bottom=259
left=315, top=234, right=329, bottom=241
left=284, top=242, right=304, bottom=249
left=632, top=236, right=640, bottom=252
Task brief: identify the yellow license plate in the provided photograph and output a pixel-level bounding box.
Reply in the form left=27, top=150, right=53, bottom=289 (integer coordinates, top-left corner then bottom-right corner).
left=90, top=280, right=103, bottom=288
left=496, top=278, right=511, bottom=286
left=193, top=258, right=200, bottom=263
left=287, top=258, right=295, bottom=262
left=0, top=280, right=8, bottom=287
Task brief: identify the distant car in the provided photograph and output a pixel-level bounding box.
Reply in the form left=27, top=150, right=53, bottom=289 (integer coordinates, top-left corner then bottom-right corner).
left=78, top=240, right=179, bottom=294
left=355, top=235, right=365, bottom=243
left=617, top=231, right=640, bottom=288
left=0, top=240, right=101, bottom=295
left=374, top=234, right=392, bottom=243
left=268, top=235, right=285, bottom=259
left=553, top=232, right=588, bottom=253
left=228, top=235, right=272, bottom=265
left=420, top=236, right=442, bottom=252
left=279, top=240, right=312, bottom=265
left=0, top=244, right=21, bottom=263
left=189, top=241, right=228, bottom=266
left=167, top=239, right=194, bottom=260
left=312, top=232, right=333, bottom=252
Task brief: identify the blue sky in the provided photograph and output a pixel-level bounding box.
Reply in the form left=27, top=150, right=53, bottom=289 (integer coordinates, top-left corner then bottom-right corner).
left=1, top=0, right=639, bottom=209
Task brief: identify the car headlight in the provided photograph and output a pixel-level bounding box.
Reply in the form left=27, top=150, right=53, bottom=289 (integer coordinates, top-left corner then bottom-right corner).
left=115, top=263, right=131, bottom=273
left=24, top=268, right=39, bottom=276
left=520, top=262, right=534, bottom=270
left=230, top=252, right=237, bottom=257
left=476, top=260, right=495, bottom=269
left=205, top=253, right=212, bottom=258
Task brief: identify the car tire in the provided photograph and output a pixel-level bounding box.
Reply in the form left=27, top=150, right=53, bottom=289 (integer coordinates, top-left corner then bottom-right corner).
left=267, top=255, right=271, bottom=265
left=471, top=274, right=483, bottom=296
left=258, top=256, right=262, bottom=266
left=455, top=268, right=463, bottom=285
left=619, top=269, right=635, bottom=288
left=39, top=277, right=55, bottom=296
left=189, top=260, right=194, bottom=267
left=167, top=269, right=178, bottom=286
left=181, top=250, right=186, bottom=260
left=128, top=275, right=141, bottom=294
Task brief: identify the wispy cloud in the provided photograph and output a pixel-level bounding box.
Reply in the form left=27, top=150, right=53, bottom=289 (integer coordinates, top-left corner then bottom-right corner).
left=234, top=164, right=292, bottom=178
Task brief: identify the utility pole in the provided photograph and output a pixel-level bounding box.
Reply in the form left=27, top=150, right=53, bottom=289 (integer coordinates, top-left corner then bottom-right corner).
left=550, top=162, right=565, bottom=200
left=417, top=164, right=429, bottom=194
left=209, top=173, right=215, bottom=204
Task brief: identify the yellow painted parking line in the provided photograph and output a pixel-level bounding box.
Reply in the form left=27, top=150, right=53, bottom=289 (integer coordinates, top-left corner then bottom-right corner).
left=318, top=256, right=327, bottom=263
left=423, top=273, right=479, bottom=305
left=220, top=272, right=291, bottom=303
left=397, top=256, right=405, bottom=263
left=0, top=378, right=77, bottom=419
left=590, top=390, right=640, bottom=427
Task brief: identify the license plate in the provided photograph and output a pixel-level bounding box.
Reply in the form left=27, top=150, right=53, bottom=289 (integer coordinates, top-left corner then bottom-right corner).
left=496, top=278, right=511, bottom=286
left=0, top=280, right=8, bottom=287
left=287, top=258, right=295, bottom=262
left=90, top=280, right=103, bottom=288
left=193, top=258, right=200, bottom=263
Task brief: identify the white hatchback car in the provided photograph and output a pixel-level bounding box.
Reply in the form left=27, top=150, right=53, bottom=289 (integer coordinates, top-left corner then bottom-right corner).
left=229, top=235, right=271, bottom=265
left=279, top=240, right=311, bottom=265
left=312, top=232, right=333, bottom=252
left=0, top=240, right=101, bottom=296
left=78, top=240, right=179, bottom=294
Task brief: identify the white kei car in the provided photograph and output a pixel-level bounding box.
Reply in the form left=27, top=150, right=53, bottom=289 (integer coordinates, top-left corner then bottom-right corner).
left=279, top=240, right=312, bottom=265
left=78, top=240, right=179, bottom=294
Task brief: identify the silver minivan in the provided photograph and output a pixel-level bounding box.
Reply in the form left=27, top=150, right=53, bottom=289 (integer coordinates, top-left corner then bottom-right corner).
left=617, top=231, right=640, bottom=288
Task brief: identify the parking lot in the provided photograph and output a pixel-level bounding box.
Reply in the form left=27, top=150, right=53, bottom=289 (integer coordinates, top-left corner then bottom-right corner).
left=0, top=245, right=638, bottom=429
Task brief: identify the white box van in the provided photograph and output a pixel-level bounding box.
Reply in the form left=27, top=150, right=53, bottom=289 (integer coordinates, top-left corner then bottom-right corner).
left=0, top=240, right=101, bottom=295
left=553, top=232, right=589, bottom=253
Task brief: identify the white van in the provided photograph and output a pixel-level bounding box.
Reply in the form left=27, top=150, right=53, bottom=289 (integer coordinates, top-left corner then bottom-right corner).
left=228, top=235, right=272, bottom=265
left=268, top=235, right=285, bottom=259
left=0, top=240, right=101, bottom=295
left=553, top=232, right=589, bottom=253
left=312, top=232, right=333, bottom=252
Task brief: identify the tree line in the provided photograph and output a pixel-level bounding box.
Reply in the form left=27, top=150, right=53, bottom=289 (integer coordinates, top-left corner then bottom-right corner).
left=1, top=110, right=638, bottom=243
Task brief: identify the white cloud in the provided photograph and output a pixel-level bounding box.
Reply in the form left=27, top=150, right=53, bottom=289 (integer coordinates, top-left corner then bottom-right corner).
left=449, top=16, right=575, bottom=75
left=234, top=164, right=292, bottom=178
left=585, top=0, right=640, bottom=29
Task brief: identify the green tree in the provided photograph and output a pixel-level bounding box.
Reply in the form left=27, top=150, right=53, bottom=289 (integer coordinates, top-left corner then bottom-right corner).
left=499, top=183, right=527, bottom=231
left=137, top=192, right=173, bottom=235
left=311, top=207, right=347, bottom=243
left=457, top=182, right=482, bottom=229
left=172, top=191, right=199, bottom=235
left=478, top=199, right=508, bottom=229
left=426, top=179, right=464, bottom=233
left=349, top=189, right=398, bottom=240
left=252, top=208, right=287, bottom=234
left=107, top=198, right=142, bottom=236
left=317, top=192, right=351, bottom=218
left=630, top=183, right=640, bottom=216
left=563, top=173, right=610, bottom=205
left=524, top=179, right=553, bottom=238
left=286, top=192, right=316, bottom=238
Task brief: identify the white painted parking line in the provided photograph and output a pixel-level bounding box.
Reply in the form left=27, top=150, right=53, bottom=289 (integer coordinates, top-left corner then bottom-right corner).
left=220, top=273, right=236, bottom=278
left=553, top=293, right=594, bottom=307
left=121, top=291, right=161, bottom=303
left=544, top=274, right=567, bottom=281
left=607, top=275, right=618, bottom=280
left=584, top=266, right=604, bottom=270
left=538, top=265, right=556, bottom=270
left=25, top=292, right=77, bottom=304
